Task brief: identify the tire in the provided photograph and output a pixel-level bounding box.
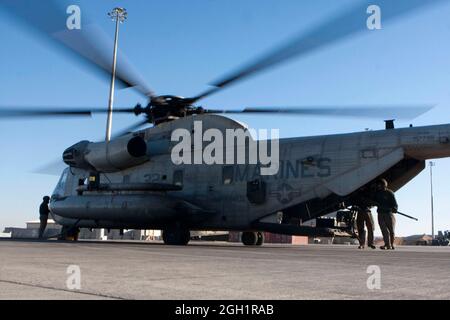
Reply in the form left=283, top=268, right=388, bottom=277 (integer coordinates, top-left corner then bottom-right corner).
left=241, top=231, right=258, bottom=246
left=162, top=227, right=190, bottom=245
left=256, top=232, right=264, bottom=246
left=59, top=226, right=79, bottom=241
left=73, top=228, right=80, bottom=241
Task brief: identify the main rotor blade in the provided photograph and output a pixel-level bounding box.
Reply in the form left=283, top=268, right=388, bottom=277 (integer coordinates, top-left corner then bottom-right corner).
left=1, top=0, right=155, bottom=98
left=0, top=108, right=92, bottom=118
left=0, top=107, right=136, bottom=118
left=191, top=0, right=446, bottom=102
left=32, top=159, right=67, bottom=176
left=205, top=104, right=434, bottom=120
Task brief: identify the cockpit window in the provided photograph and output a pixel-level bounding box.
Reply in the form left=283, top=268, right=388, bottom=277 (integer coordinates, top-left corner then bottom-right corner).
left=52, top=168, right=69, bottom=197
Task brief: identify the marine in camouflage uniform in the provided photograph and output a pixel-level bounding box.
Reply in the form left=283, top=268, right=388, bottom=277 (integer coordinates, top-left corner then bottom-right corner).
left=353, top=194, right=376, bottom=249
left=374, top=179, right=398, bottom=250
left=356, top=206, right=375, bottom=249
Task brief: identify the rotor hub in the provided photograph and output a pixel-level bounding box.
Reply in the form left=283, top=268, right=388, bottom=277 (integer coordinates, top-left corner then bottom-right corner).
left=131, top=95, right=203, bottom=125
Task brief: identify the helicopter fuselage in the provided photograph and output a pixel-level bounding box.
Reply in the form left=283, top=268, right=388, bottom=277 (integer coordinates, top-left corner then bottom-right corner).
left=49, top=115, right=450, bottom=235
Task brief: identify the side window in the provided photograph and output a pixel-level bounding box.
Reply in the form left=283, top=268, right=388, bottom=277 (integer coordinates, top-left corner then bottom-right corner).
left=222, top=166, right=234, bottom=185
left=173, top=170, right=183, bottom=187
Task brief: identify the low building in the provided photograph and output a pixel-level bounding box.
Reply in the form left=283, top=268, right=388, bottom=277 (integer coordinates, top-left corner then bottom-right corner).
left=3, top=220, right=161, bottom=241
left=4, top=219, right=61, bottom=239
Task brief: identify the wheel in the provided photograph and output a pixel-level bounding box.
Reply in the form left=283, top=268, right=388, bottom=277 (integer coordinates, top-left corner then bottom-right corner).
left=241, top=231, right=258, bottom=246
left=256, top=232, right=265, bottom=246
left=73, top=228, right=80, bottom=241
left=59, top=226, right=80, bottom=241
left=162, top=227, right=190, bottom=245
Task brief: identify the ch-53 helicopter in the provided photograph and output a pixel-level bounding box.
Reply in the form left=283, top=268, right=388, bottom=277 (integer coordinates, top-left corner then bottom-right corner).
left=1, top=0, right=449, bottom=245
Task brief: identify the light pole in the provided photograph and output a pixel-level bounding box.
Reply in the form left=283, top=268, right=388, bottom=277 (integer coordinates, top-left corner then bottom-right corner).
left=430, top=161, right=435, bottom=239
left=100, top=8, right=127, bottom=241
left=105, top=7, right=127, bottom=142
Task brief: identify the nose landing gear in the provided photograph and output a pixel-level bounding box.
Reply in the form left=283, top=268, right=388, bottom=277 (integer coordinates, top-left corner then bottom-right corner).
left=58, top=226, right=80, bottom=241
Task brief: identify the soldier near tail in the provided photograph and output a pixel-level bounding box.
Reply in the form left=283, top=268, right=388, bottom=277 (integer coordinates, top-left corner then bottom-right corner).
left=39, top=196, right=50, bottom=239
left=374, top=179, right=398, bottom=250
left=356, top=206, right=376, bottom=249
left=353, top=192, right=376, bottom=250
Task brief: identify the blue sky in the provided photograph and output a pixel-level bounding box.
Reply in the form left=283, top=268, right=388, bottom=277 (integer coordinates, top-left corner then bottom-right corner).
left=1, top=0, right=450, bottom=236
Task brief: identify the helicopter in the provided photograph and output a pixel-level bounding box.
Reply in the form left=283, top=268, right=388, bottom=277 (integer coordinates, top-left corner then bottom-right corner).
left=1, top=0, right=449, bottom=245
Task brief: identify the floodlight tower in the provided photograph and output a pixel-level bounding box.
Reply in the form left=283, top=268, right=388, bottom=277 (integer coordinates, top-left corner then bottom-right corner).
left=101, top=8, right=127, bottom=241
left=105, top=7, right=127, bottom=142
left=429, top=161, right=435, bottom=239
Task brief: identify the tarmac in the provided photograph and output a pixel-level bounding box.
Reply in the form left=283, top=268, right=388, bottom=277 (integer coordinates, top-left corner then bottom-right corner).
left=0, top=239, right=449, bottom=300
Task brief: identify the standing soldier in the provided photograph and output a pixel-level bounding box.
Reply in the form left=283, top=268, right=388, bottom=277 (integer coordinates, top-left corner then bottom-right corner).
left=39, top=196, right=50, bottom=239
left=356, top=206, right=376, bottom=249
left=374, top=179, right=398, bottom=250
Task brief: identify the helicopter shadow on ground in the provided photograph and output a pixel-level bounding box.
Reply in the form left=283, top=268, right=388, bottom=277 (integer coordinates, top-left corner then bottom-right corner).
left=0, top=238, right=252, bottom=250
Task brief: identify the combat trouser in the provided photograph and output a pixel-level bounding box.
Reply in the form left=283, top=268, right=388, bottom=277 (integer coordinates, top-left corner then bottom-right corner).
left=378, top=212, right=396, bottom=248
left=39, top=215, right=48, bottom=239
left=356, top=209, right=374, bottom=247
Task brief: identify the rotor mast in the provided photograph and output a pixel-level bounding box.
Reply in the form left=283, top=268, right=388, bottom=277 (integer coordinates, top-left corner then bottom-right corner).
left=106, top=7, right=127, bottom=142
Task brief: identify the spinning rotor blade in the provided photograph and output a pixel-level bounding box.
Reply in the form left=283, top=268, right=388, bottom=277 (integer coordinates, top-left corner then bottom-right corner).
left=0, top=108, right=91, bottom=118
left=191, top=0, right=446, bottom=102
left=0, top=107, right=136, bottom=118
left=204, top=104, right=434, bottom=120
left=1, top=0, right=155, bottom=98
left=32, top=159, right=67, bottom=176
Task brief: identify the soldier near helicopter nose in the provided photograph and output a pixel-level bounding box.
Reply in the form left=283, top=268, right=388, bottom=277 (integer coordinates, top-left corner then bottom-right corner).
left=374, top=179, right=398, bottom=250
left=39, top=196, right=50, bottom=239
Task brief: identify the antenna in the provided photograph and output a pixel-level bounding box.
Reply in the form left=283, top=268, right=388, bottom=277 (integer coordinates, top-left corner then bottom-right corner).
left=105, top=7, right=127, bottom=142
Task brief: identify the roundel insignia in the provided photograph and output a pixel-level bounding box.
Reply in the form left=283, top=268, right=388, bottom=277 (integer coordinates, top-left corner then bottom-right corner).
left=270, top=183, right=301, bottom=204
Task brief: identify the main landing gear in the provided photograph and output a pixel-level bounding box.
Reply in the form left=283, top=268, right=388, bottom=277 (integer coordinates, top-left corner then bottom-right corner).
left=162, top=226, right=191, bottom=245
left=241, top=231, right=264, bottom=246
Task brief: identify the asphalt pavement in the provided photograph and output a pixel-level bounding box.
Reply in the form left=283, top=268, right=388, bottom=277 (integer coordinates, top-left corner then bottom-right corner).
left=0, top=239, right=449, bottom=300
